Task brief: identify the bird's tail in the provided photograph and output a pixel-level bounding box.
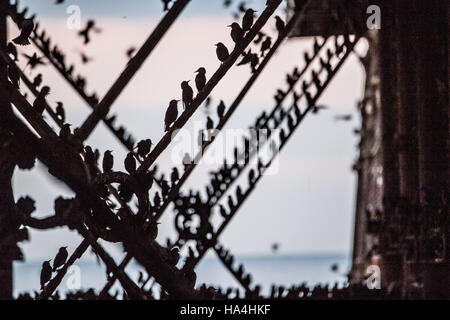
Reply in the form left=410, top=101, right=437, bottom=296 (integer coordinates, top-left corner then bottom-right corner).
left=12, top=36, right=30, bottom=46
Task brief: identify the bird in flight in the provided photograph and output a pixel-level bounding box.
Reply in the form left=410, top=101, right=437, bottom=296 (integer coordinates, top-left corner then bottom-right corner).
left=78, top=20, right=101, bottom=44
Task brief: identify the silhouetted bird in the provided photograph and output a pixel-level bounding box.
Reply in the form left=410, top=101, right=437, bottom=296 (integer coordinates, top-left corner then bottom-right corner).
left=32, top=73, right=42, bottom=88
left=102, top=150, right=113, bottom=172
left=13, top=19, right=34, bottom=46
left=169, top=246, right=180, bottom=266
left=23, top=53, right=45, bottom=70
left=313, top=37, right=320, bottom=53
left=7, top=42, right=18, bottom=61
left=55, top=0, right=64, bottom=4
left=7, top=62, right=20, bottom=89
left=206, top=116, right=214, bottom=130
left=311, top=70, right=321, bottom=88
left=274, top=15, right=285, bottom=36
left=80, top=52, right=92, bottom=64
left=171, top=167, right=179, bottom=185
left=228, top=22, right=244, bottom=46
left=136, top=139, right=152, bottom=158
left=227, top=195, right=234, bottom=210
left=242, top=8, right=256, bottom=32
left=55, top=102, right=65, bottom=122
left=237, top=49, right=252, bottom=66
left=40, top=260, right=52, bottom=289
left=78, top=20, right=100, bottom=44
left=153, top=192, right=161, bottom=208
left=161, top=0, right=171, bottom=11
left=250, top=53, right=259, bottom=72
left=126, top=46, right=136, bottom=59
left=181, top=81, right=193, bottom=109
left=164, top=99, right=179, bottom=131
left=217, top=100, right=225, bottom=119
left=248, top=169, right=255, bottom=184
left=52, top=247, right=68, bottom=271
left=215, top=43, right=229, bottom=63
left=260, top=36, right=271, bottom=57
left=59, top=123, right=71, bottom=140
left=254, top=31, right=265, bottom=44
left=33, top=86, right=50, bottom=114
left=124, top=152, right=136, bottom=174
left=303, top=51, right=311, bottom=64
left=238, top=1, right=247, bottom=12
left=219, top=204, right=227, bottom=218
left=194, top=67, right=206, bottom=93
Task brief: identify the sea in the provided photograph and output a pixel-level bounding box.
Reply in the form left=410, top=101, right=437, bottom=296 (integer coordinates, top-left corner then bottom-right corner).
left=13, top=253, right=350, bottom=298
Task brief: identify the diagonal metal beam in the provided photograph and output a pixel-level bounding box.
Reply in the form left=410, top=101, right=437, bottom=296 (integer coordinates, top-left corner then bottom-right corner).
left=75, top=0, right=191, bottom=142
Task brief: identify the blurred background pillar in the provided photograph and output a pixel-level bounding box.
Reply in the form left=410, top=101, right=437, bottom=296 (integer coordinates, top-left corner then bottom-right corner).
left=0, top=0, right=14, bottom=299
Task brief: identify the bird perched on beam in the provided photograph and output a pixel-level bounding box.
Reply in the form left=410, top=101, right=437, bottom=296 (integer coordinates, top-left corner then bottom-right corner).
left=13, top=18, right=34, bottom=46
left=124, top=152, right=136, bottom=174
left=136, top=139, right=152, bottom=158
left=195, top=67, right=207, bottom=93
left=33, top=86, right=50, bottom=115
left=181, top=80, right=194, bottom=109
left=40, top=260, right=52, bottom=290
left=165, top=99, right=179, bottom=132
left=161, top=0, right=171, bottom=11
left=274, top=15, right=285, bottom=36
left=260, top=36, right=271, bottom=57
left=237, top=49, right=252, bottom=66
left=102, top=150, right=113, bottom=172
left=32, top=73, right=42, bottom=88
left=215, top=42, right=229, bottom=63
left=217, top=100, right=226, bottom=119
left=242, top=8, right=256, bottom=32
left=55, top=102, right=65, bottom=122
left=52, top=246, right=68, bottom=271
left=59, top=124, right=71, bottom=140
left=228, top=22, right=244, bottom=46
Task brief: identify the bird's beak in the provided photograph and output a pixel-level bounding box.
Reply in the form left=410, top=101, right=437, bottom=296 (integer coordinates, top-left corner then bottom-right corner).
left=227, top=24, right=232, bottom=27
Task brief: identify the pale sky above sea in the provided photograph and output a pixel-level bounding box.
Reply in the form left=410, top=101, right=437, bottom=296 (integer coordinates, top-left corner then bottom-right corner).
left=10, top=0, right=368, bottom=267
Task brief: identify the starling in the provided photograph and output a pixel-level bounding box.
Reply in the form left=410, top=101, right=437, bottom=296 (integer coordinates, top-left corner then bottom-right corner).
left=168, top=246, right=180, bottom=266
left=124, top=152, right=136, bottom=174
left=170, top=167, right=179, bottom=184
left=33, top=73, right=42, bottom=88
left=206, top=116, right=214, bottom=130
left=250, top=53, right=259, bottom=72
left=80, top=52, right=92, bottom=64
left=55, top=0, right=64, bottom=4
left=217, top=100, right=225, bottom=119
left=165, top=99, right=179, bottom=132
left=161, top=0, right=171, bottom=11
left=59, top=123, right=71, bottom=140
left=23, top=53, right=45, bottom=70
left=219, top=204, right=227, bottom=218
left=126, top=46, right=136, bottom=59
left=181, top=80, right=193, bottom=109
left=136, top=139, right=152, bottom=158
left=40, top=260, right=52, bottom=290
left=237, top=49, right=252, bottom=66
left=55, top=102, right=65, bottom=122
left=7, top=62, right=20, bottom=89
left=13, top=18, right=34, bottom=46
left=153, top=192, right=161, bottom=207
left=228, top=22, right=244, bottom=46
left=78, top=19, right=100, bottom=44
left=7, top=42, right=18, bottom=61
left=242, top=9, right=256, bottom=32
left=102, top=150, right=113, bottom=172
left=215, top=43, right=229, bottom=63
left=260, top=36, right=271, bottom=57
left=33, top=86, right=50, bottom=114
left=274, top=16, right=285, bottom=36
left=227, top=195, right=234, bottom=211
left=52, top=247, right=68, bottom=271
left=194, top=67, right=206, bottom=93
left=248, top=168, right=255, bottom=184
left=254, top=31, right=265, bottom=44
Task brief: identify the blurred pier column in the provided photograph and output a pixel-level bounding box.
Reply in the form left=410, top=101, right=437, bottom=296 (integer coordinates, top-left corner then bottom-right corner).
left=0, top=0, right=14, bottom=299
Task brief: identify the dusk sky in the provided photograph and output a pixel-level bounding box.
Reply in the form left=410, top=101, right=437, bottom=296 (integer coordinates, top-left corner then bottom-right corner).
left=10, top=0, right=367, bottom=264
